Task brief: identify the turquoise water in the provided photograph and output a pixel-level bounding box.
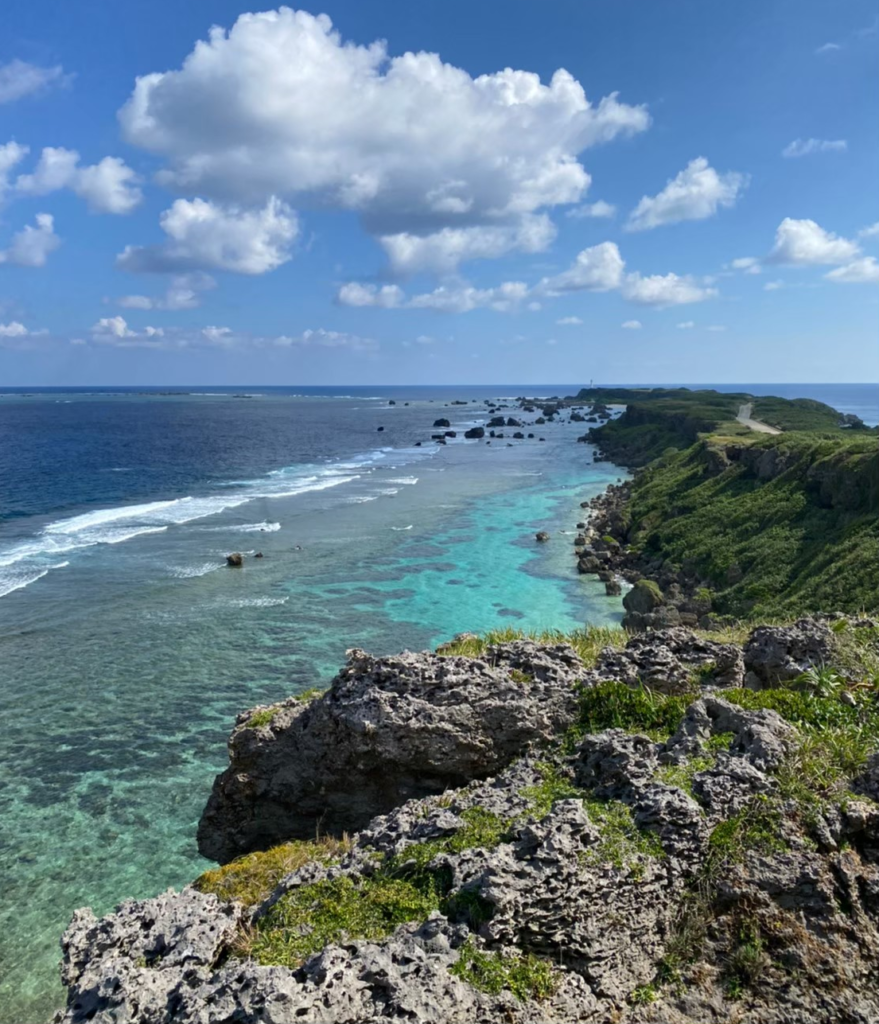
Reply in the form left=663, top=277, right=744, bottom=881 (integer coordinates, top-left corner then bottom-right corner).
left=0, top=396, right=624, bottom=1023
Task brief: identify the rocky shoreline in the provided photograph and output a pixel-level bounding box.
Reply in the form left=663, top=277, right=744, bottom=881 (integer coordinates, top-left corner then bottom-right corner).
left=572, top=480, right=721, bottom=633
left=56, top=617, right=879, bottom=1023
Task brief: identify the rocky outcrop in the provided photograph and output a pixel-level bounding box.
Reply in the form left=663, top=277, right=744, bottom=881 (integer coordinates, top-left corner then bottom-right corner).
left=743, top=619, right=834, bottom=686
left=464, top=426, right=485, bottom=439
left=197, top=643, right=585, bottom=863
left=587, top=628, right=745, bottom=693
left=58, top=655, right=879, bottom=1024
left=226, top=552, right=243, bottom=567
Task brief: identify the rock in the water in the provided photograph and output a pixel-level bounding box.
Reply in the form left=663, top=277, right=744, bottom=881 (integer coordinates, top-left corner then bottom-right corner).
left=433, top=418, right=451, bottom=428
left=225, top=552, right=243, bottom=567
left=197, top=643, right=584, bottom=863
left=605, top=580, right=622, bottom=596
left=464, top=427, right=485, bottom=439
left=535, top=531, right=551, bottom=543
left=622, top=579, right=663, bottom=615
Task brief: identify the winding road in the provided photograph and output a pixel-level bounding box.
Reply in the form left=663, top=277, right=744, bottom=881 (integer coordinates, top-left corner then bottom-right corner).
left=736, top=403, right=782, bottom=434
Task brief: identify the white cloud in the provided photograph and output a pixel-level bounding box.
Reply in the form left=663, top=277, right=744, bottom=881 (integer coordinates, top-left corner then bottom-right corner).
left=676, top=321, right=695, bottom=329
left=117, top=197, right=298, bottom=274
left=0, top=60, right=68, bottom=105
left=201, top=325, right=233, bottom=344
left=117, top=273, right=216, bottom=310
left=537, top=241, right=625, bottom=294
left=0, top=320, right=28, bottom=337
left=621, top=320, right=642, bottom=329
left=566, top=200, right=616, bottom=219
left=556, top=316, right=583, bottom=325
left=0, top=141, right=29, bottom=196
left=409, top=281, right=530, bottom=314
left=272, top=328, right=377, bottom=352
left=0, top=212, right=61, bottom=266
left=626, top=157, right=746, bottom=231
left=15, top=147, right=142, bottom=213
left=337, top=283, right=404, bottom=308
left=860, top=222, right=879, bottom=239
left=380, top=216, right=555, bottom=274
left=707, top=325, right=726, bottom=332
left=782, top=138, right=847, bottom=158
left=825, top=257, right=879, bottom=284
left=815, top=42, right=841, bottom=54
left=730, top=256, right=761, bottom=274
left=621, top=271, right=717, bottom=307
left=764, top=280, right=784, bottom=291
left=118, top=7, right=649, bottom=272
left=768, top=217, right=860, bottom=265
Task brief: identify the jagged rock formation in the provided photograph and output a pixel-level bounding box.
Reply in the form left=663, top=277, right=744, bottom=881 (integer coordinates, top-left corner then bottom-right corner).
left=57, top=621, right=879, bottom=1024
left=198, top=642, right=584, bottom=863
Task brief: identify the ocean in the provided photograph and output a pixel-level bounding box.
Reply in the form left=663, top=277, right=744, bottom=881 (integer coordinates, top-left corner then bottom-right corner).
left=0, top=382, right=876, bottom=1022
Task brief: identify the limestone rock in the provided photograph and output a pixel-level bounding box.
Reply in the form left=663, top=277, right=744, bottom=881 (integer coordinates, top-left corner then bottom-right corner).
left=197, top=644, right=584, bottom=863
left=743, top=618, right=834, bottom=685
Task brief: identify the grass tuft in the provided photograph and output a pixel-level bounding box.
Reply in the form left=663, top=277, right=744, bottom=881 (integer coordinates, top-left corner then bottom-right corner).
left=450, top=938, right=557, bottom=1002
left=194, top=836, right=349, bottom=907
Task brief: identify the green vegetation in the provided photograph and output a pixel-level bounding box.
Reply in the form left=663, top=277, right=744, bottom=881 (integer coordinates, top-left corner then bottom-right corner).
left=450, top=939, right=557, bottom=1001
left=248, top=873, right=442, bottom=967
left=573, top=680, right=692, bottom=742
left=522, top=762, right=582, bottom=818
left=244, top=806, right=509, bottom=969
left=245, top=707, right=282, bottom=729
left=621, top=431, right=879, bottom=618
left=577, top=387, right=877, bottom=620
left=295, top=687, right=325, bottom=702
left=656, top=755, right=716, bottom=797
left=582, top=798, right=666, bottom=871
left=194, top=836, right=349, bottom=907
left=436, top=623, right=627, bottom=668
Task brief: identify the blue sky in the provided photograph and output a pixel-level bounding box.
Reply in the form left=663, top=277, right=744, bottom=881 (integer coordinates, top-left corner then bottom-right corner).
left=1, top=0, right=877, bottom=385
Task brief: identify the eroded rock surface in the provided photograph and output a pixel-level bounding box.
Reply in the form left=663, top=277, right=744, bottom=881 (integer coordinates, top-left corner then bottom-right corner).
left=198, top=643, right=584, bottom=863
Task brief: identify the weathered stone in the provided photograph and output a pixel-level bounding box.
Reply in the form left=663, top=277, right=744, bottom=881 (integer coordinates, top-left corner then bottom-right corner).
left=744, top=618, right=834, bottom=685
left=197, top=644, right=584, bottom=862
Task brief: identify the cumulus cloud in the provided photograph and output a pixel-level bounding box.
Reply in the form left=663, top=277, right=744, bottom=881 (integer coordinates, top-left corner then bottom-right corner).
left=676, top=321, right=695, bottom=329
left=117, top=272, right=217, bottom=310
left=566, top=200, right=616, bottom=219
left=408, top=281, right=530, bottom=314
left=621, top=320, right=642, bottom=329
left=0, top=141, right=29, bottom=196
left=14, top=147, right=143, bottom=213
left=337, top=282, right=405, bottom=309
left=0, top=320, right=29, bottom=337
left=860, top=222, right=879, bottom=239
left=626, top=157, right=746, bottom=231
left=273, top=328, right=377, bottom=352
left=380, top=216, right=555, bottom=274
left=730, top=256, right=761, bottom=274
left=340, top=240, right=715, bottom=312
left=118, top=7, right=649, bottom=271
left=621, top=272, right=717, bottom=307
left=117, top=197, right=298, bottom=274
left=824, top=257, right=879, bottom=284
left=536, top=242, right=625, bottom=294
left=556, top=316, right=583, bottom=325
left=768, top=217, right=860, bottom=265
left=0, top=212, right=61, bottom=266
left=782, top=138, right=847, bottom=158
left=0, top=60, right=69, bottom=104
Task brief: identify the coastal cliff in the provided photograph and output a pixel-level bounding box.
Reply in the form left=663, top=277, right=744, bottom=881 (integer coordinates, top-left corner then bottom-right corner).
left=57, top=617, right=879, bottom=1023
left=573, top=390, right=878, bottom=625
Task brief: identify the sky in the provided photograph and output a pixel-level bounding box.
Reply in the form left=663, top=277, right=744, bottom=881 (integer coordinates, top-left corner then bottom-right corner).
left=1, top=0, right=878, bottom=386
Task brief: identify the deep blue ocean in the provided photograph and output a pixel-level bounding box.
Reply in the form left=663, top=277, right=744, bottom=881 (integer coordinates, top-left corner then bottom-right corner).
left=0, top=382, right=876, bottom=1022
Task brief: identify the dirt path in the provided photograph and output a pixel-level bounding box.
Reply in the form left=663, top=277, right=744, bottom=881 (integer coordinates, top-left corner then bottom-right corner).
left=736, top=403, right=782, bottom=434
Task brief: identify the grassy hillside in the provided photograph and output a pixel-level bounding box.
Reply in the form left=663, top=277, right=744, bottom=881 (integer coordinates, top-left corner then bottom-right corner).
left=620, top=432, right=878, bottom=618
left=578, top=387, right=852, bottom=465
left=580, top=388, right=878, bottom=620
